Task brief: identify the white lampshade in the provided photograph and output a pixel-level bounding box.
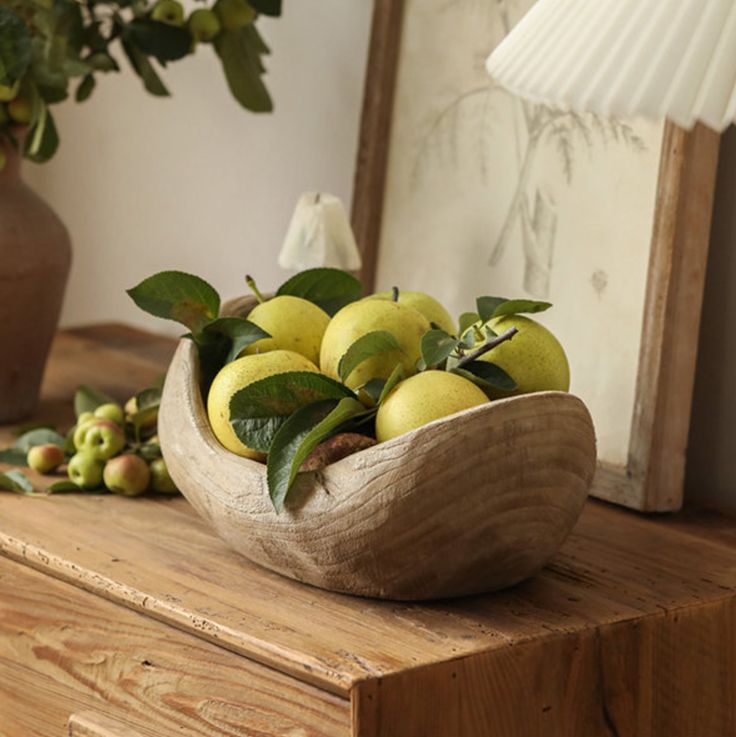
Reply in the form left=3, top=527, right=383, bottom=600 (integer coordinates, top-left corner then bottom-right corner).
left=278, top=192, right=362, bottom=272
left=486, top=0, right=736, bottom=133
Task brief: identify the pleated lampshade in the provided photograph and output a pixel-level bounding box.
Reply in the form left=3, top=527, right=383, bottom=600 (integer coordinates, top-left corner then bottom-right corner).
left=485, top=0, right=736, bottom=132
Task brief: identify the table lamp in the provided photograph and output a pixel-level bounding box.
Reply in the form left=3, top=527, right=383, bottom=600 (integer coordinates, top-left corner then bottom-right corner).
left=485, top=0, right=736, bottom=133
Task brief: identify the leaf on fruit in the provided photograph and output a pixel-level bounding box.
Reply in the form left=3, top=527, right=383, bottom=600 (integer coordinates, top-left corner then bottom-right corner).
left=249, top=0, right=282, bottom=16
left=476, top=296, right=552, bottom=323
left=267, top=397, right=368, bottom=512
left=492, top=299, right=552, bottom=318
left=337, top=331, right=402, bottom=385
left=129, top=406, right=158, bottom=443
left=276, top=268, right=363, bottom=316
left=203, top=316, right=270, bottom=364
left=122, top=38, right=170, bottom=96
left=0, top=470, right=36, bottom=495
left=230, top=371, right=354, bottom=453
left=124, top=19, right=191, bottom=64
left=74, top=384, right=117, bottom=418
left=452, top=362, right=517, bottom=393
left=458, top=311, right=480, bottom=336
left=360, top=378, right=385, bottom=406
left=127, top=271, right=220, bottom=333
left=214, top=26, right=272, bottom=113
left=420, top=329, right=459, bottom=370
left=0, top=7, right=31, bottom=86
left=139, top=442, right=162, bottom=461
left=378, top=364, right=404, bottom=404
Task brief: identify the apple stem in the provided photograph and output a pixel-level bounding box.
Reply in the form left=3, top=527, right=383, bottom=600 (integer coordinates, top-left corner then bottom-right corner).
left=455, top=327, right=518, bottom=368
left=245, top=275, right=266, bottom=304
left=392, top=286, right=399, bottom=302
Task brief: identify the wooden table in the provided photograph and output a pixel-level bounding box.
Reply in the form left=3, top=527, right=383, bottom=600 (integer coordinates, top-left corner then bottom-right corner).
left=1, top=325, right=736, bottom=737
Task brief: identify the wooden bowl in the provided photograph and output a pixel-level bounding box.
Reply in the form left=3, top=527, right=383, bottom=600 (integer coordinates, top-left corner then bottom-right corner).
left=159, top=339, right=596, bottom=600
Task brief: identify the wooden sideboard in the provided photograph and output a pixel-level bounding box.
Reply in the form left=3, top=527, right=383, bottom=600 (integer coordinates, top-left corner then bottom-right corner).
left=1, top=324, right=736, bottom=737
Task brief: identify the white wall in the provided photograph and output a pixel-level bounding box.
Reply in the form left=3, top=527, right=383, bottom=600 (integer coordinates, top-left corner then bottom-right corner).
left=26, top=3, right=373, bottom=335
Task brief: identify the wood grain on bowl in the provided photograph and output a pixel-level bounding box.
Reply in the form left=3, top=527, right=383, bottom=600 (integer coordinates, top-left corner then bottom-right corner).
left=159, top=339, right=596, bottom=600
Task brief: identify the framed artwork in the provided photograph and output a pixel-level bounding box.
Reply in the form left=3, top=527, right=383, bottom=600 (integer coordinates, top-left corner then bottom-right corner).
left=351, top=0, right=721, bottom=512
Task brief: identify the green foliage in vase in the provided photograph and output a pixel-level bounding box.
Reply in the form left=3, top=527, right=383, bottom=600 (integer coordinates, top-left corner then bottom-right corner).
left=0, top=0, right=281, bottom=163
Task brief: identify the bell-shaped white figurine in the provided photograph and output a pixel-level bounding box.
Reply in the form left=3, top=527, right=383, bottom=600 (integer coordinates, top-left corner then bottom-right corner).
left=278, top=192, right=362, bottom=271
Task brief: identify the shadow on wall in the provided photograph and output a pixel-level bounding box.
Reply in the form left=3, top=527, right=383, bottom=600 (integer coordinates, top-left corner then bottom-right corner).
left=686, top=125, right=736, bottom=511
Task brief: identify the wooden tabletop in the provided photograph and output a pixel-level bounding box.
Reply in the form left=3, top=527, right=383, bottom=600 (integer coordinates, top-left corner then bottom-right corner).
left=2, top=325, right=736, bottom=709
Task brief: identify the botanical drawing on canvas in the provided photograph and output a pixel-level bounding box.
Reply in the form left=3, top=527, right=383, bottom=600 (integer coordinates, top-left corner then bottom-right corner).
left=411, top=0, right=647, bottom=299
left=376, top=0, right=664, bottom=467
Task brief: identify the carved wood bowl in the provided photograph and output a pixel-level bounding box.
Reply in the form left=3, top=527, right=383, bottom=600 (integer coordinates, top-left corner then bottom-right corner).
left=159, top=338, right=597, bottom=600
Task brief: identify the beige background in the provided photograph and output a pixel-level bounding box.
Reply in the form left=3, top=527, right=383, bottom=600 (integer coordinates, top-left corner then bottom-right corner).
left=375, top=0, right=663, bottom=468
left=25, top=2, right=372, bottom=335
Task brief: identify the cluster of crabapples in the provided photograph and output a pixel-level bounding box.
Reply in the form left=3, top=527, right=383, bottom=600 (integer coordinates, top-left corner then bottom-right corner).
left=150, top=0, right=256, bottom=43
left=27, top=401, right=177, bottom=497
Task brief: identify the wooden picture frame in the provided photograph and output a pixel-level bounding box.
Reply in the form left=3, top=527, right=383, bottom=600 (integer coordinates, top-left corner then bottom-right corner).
left=351, top=0, right=721, bottom=512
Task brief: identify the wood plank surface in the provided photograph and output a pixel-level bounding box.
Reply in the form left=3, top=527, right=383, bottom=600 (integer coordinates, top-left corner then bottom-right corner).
left=3, top=326, right=736, bottom=732
left=68, top=712, right=153, bottom=737
left=0, top=557, right=350, bottom=737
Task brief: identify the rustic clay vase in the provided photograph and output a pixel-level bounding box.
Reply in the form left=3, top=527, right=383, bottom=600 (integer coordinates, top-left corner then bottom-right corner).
left=0, top=141, right=71, bottom=422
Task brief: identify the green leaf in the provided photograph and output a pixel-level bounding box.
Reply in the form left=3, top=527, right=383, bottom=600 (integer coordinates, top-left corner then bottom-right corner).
left=0, top=448, right=28, bottom=466
left=420, top=329, right=459, bottom=369
left=0, top=7, right=31, bottom=85
left=138, top=442, right=162, bottom=461
left=127, top=271, right=220, bottom=333
left=135, top=386, right=162, bottom=411
left=452, top=362, right=517, bottom=392
left=122, top=37, right=170, bottom=96
left=276, top=268, right=362, bottom=316
left=476, top=296, right=552, bottom=323
left=337, top=331, right=401, bottom=385
left=125, top=19, right=191, bottom=64
left=491, top=299, right=552, bottom=318
left=378, top=364, right=404, bottom=404
left=267, top=397, right=367, bottom=512
left=130, top=406, right=158, bottom=442
left=75, top=73, right=95, bottom=102
left=476, top=297, right=508, bottom=324
left=361, top=378, right=385, bottom=405
left=458, top=312, right=480, bottom=335
left=47, top=480, right=84, bottom=493
left=12, top=428, right=66, bottom=452
left=230, top=371, right=353, bottom=453
left=0, top=470, right=36, bottom=495
left=25, top=105, right=59, bottom=163
left=203, top=316, right=270, bottom=364
left=74, top=385, right=116, bottom=417
left=249, top=0, right=282, bottom=15
left=214, top=26, right=273, bottom=113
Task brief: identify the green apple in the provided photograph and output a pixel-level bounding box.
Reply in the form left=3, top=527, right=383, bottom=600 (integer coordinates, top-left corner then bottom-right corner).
left=365, top=291, right=456, bottom=335
left=320, top=300, right=430, bottom=390
left=94, top=402, right=125, bottom=426
left=188, top=8, right=222, bottom=41
left=151, top=0, right=185, bottom=26
left=73, top=419, right=126, bottom=460
left=207, top=350, right=319, bottom=458
left=244, top=295, right=330, bottom=366
left=27, top=444, right=64, bottom=474
left=68, top=452, right=105, bottom=489
left=149, top=458, right=178, bottom=494
left=214, top=0, right=256, bottom=30
left=478, top=315, right=570, bottom=397
left=375, top=370, right=488, bottom=442
left=0, top=80, right=19, bottom=103
left=124, top=396, right=138, bottom=417
left=77, top=411, right=95, bottom=425
left=8, top=97, right=32, bottom=124
left=104, top=454, right=151, bottom=497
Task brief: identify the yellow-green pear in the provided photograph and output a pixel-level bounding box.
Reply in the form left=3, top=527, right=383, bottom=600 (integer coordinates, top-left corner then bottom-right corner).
left=207, top=350, right=319, bottom=459
left=365, top=290, right=456, bottom=335
left=375, top=370, right=488, bottom=442
left=243, top=295, right=330, bottom=366
left=478, top=315, right=569, bottom=397
left=320, top=300, right=430, bottom=390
